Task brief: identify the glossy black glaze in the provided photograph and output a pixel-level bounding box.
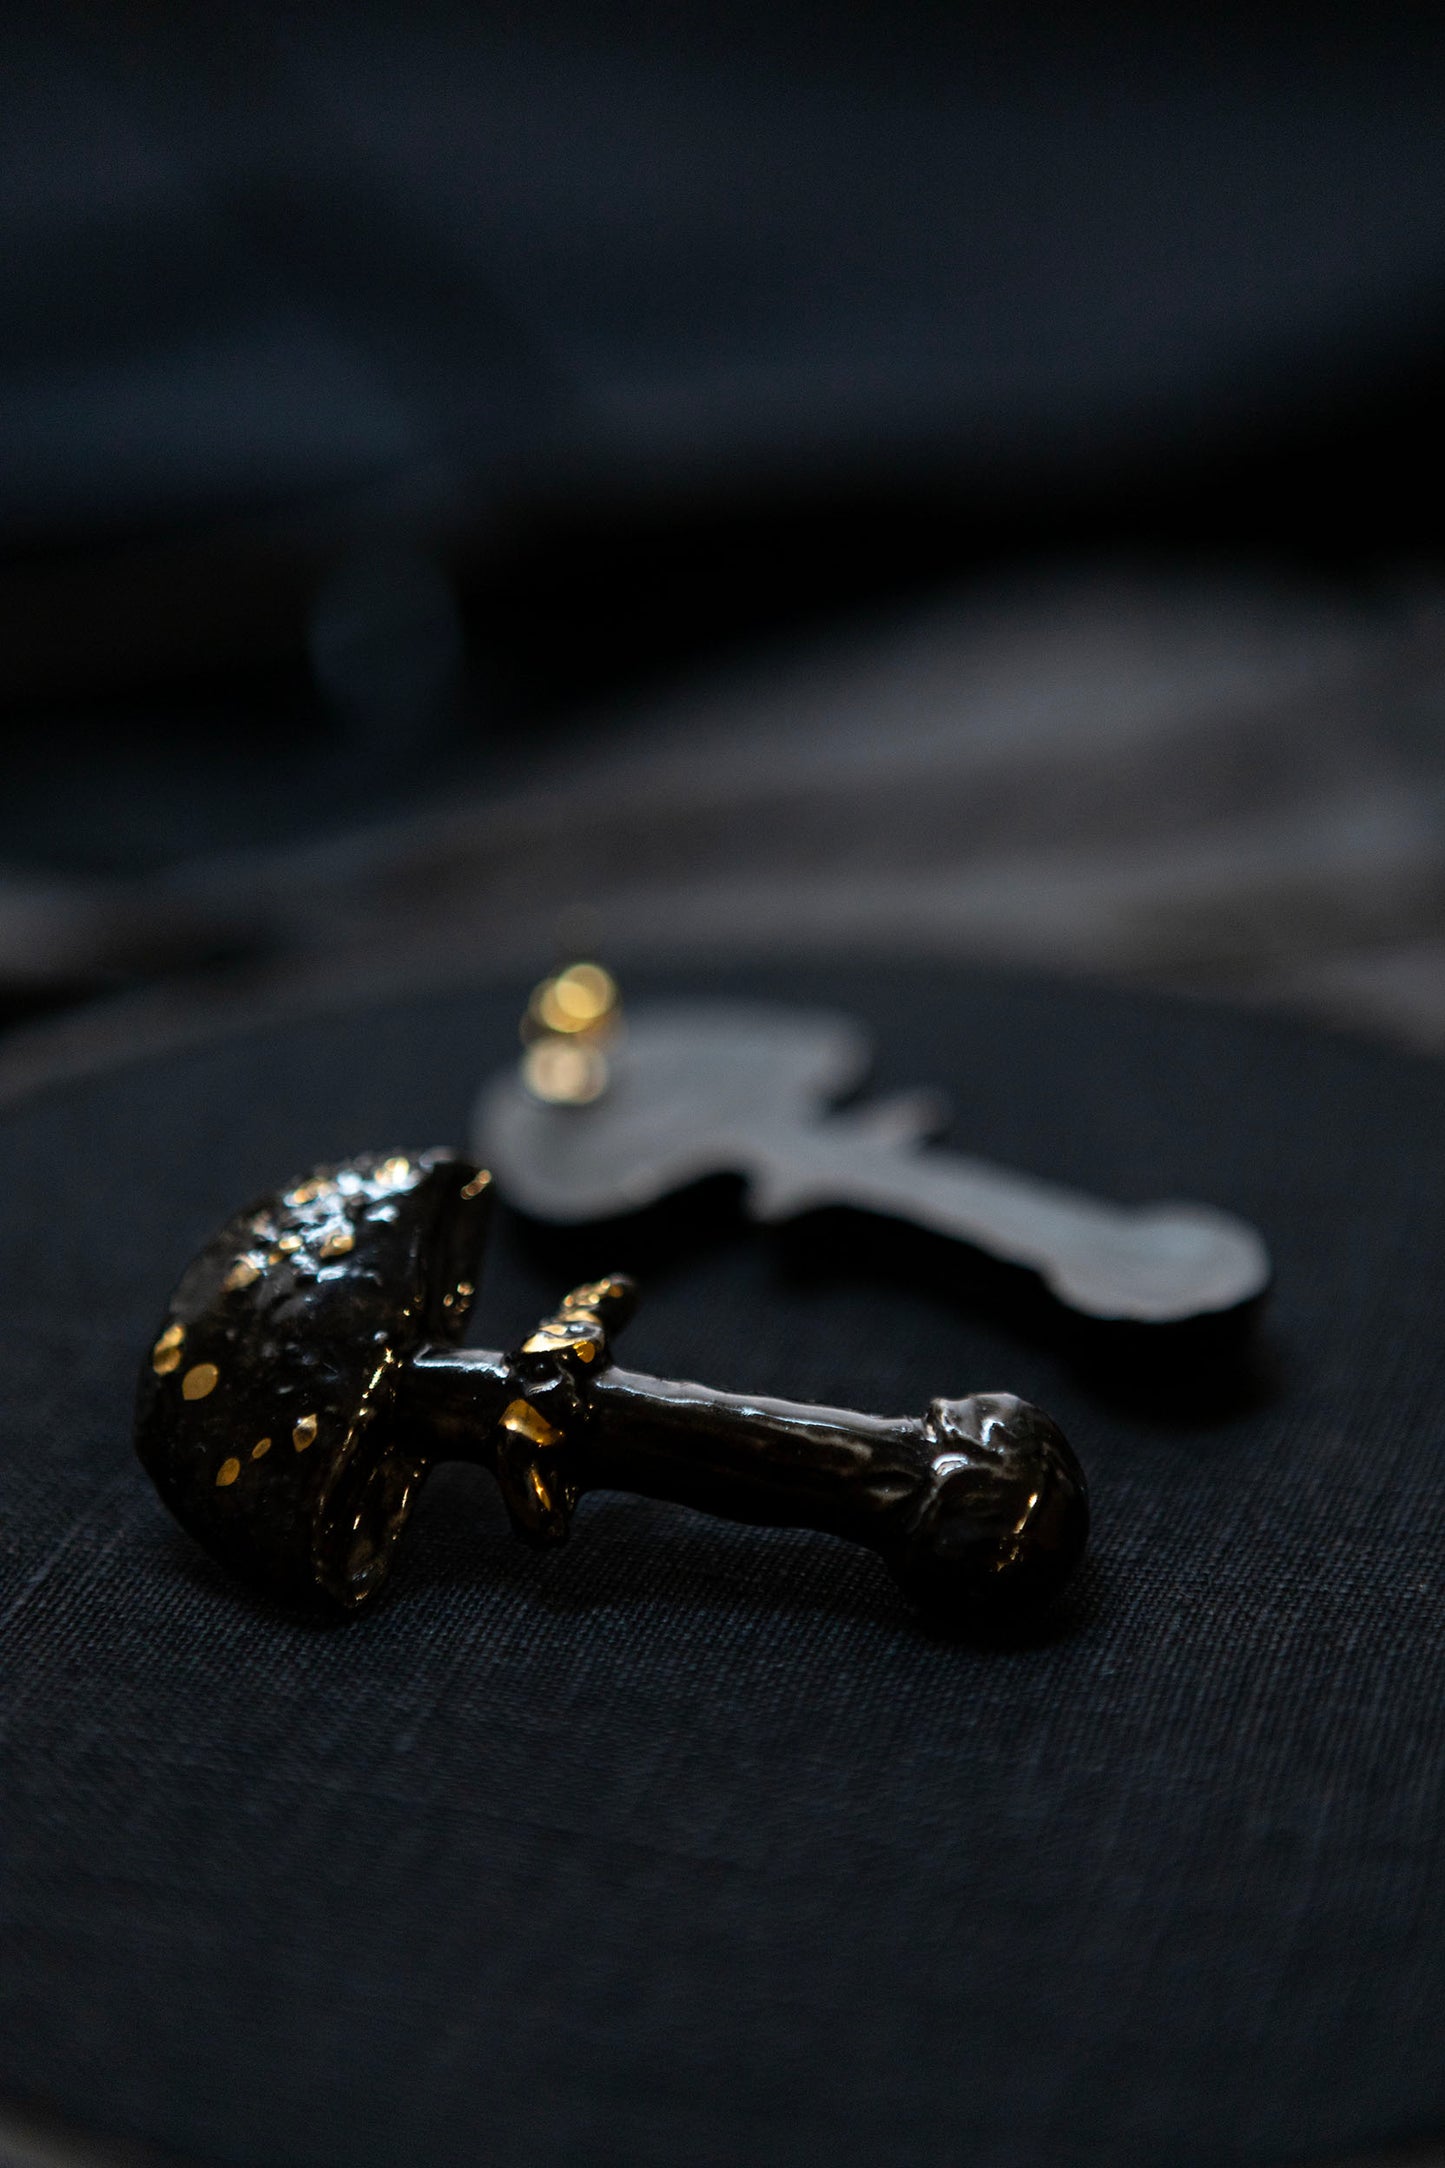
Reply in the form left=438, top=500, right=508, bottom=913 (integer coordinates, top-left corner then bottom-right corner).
left=566, top=1369, right=1082, bottom=1623
left=138, top=1151, right=1088, bottom=1626
left=135, top=1151, right=491, bottom=1608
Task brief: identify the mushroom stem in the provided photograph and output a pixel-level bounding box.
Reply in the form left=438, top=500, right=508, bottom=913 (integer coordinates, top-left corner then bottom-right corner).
left=400, top=1349, right=1087, bottom=1624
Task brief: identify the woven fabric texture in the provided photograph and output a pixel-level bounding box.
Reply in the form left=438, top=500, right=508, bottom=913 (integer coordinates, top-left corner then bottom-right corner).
left=1, top=964, right=1443, bottom=2168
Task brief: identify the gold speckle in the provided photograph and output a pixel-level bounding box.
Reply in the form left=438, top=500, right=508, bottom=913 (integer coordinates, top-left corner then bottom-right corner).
left=501, top=1398, right=564, bottom=1449
left=251, top=1436, right=272, bottom=1460
left=285, top=1178, right=325, bottom=1206
left=562, top=1277, right=625, bottom=1312
left=152, top=1322, right=185, bottom=1374
left=223, top=1256, right=261, bottom=1292
left=374, top=1155, right=412, bottom=1190
left=459, top=1170, right=491, bottom=1200
left=456, top=1280, right=474, bottom=1301
left=215, top=1457, right=241, bottom=1487
left=292, top=1414, right=318, bottom=1453
left=181, top=1362, right=219, bottom=1400
left=319, top=1225, right=354, bottom=1259
left=521, top=1320, right=599, bottom=1358
left=276, top=1232, right=303, bottom=1255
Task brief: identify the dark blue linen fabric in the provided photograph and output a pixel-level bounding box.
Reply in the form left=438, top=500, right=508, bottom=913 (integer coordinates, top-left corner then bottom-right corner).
left=1, top=964, right=1442, bottom=2167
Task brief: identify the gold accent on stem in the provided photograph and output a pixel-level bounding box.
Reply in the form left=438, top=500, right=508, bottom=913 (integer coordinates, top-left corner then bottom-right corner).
left=215, top=1457, right=241, bottom=1487
left=501, top=1398, right=564, bottom=1450
left=181, top=1362, right=219, bottom=1400
left=562, top=1277, right=626, bottom=1313
left=292, top=1415, right=318, bottom=1453
left=521, top=1321, right=597, bottom=1356
left=520, top=1274, right=626, bottom=1365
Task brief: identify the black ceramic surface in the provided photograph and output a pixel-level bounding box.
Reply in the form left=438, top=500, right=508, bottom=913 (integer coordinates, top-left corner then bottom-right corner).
left=2, top=962, right=1443, bottom=2168
left=135, top=1150, right=491, bottom=1610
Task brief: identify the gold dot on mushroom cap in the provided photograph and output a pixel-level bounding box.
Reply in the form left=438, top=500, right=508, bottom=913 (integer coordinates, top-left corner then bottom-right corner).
left=251, top=1437, right=272, bottom=1460
left=152, top=1323, right=185, bottom=1374
left=292, top=1415, right=318, bottom=1452
left=182, top=1362, right=219, bottom=1400
left=215, top=1457, right=241, bottom=1487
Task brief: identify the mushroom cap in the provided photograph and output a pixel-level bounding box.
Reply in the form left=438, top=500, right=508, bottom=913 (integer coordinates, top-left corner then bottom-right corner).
left=135, top=1150, right=491, bottom=1609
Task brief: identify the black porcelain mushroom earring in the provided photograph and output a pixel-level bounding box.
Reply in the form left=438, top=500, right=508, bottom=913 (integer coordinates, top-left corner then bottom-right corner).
left=135, top=1150, right=1088, bottom=1628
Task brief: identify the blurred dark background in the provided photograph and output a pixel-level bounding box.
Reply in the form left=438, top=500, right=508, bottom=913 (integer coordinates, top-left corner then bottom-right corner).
left=4, top=19, right=1445, bottom=2168
left=3, top=0, right=1444, bottom=1091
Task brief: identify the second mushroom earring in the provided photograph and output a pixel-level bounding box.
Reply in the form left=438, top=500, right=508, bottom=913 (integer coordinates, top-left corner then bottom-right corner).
left=476, top=967, right=1270, bottom=1333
